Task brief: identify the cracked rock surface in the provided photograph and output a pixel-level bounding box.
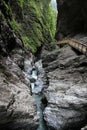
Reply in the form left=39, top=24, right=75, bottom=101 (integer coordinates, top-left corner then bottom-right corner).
left=42, top=44, right=87, bottom=130
left=0, top=53, right=38, bottom=130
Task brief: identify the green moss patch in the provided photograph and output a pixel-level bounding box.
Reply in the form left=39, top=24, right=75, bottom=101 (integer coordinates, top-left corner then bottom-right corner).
left=1, top=0, right=57, bottom=53
left=10, top=19, right=21, bottom=32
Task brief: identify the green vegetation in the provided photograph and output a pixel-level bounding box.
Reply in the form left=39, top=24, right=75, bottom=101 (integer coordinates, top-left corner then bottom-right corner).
left=18, top=0, right=56, bottom=52
left=10, top=19, right=21, bottom=32
left=45, top=6, right=57, bottom=40
left=21, top=36, right=37, bottom=53
left=1, top=0, right=12, bottom=20
left=49, top=40, right=57, bottom=50
left=1, top=0, right=57, bottom=53
left=17, top=0, right=24, bottom=8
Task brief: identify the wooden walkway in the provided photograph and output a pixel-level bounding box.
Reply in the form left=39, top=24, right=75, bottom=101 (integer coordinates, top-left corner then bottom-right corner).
left=57, top=38, right=87, bottom=56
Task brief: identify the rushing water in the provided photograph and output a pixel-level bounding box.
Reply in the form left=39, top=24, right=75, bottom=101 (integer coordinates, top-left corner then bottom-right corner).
left=24, top=59, right=48, bottom=130
left=33, top=94, right=48, bottom=130
left=31, top=61, right=48, bottom=130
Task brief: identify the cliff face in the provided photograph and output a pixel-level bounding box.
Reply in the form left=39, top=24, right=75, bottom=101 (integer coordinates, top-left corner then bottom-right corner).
left=1, top=0, right=56, bottom=53
left=0, top=0, right=56, bottom=129
left=8, top=0, right=55, bottom=52
left=41, top=1, right=87, bottom=130
left=55, top=0, right=87, bottom=40
left=1, top=0, right=87, bottom=130
left=0, top=1, right=37, bottom=130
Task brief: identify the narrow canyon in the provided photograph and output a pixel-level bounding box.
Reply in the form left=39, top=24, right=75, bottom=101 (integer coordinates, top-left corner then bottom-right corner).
left=0, top=0, right=87, bottom=130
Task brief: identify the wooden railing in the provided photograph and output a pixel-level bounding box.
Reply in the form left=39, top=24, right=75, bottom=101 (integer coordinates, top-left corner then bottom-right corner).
left=57, top=39, right=87, bottom=56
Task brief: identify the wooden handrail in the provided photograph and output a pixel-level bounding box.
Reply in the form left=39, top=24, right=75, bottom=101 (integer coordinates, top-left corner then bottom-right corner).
left=57, top=38, right=87, bottom=56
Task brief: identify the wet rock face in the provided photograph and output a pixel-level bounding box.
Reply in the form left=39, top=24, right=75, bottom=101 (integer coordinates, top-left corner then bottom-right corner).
left=55, top=0, right=87, bottom=39
left=42, top=43, right=87, bottom=130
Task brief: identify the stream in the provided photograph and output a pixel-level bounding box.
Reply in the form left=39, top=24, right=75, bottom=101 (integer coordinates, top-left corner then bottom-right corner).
left=24, top=59, right=48, bottom=130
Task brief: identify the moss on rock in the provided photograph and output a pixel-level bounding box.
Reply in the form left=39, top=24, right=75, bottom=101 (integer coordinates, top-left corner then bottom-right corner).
left=1, top=0, right=56, bottom=53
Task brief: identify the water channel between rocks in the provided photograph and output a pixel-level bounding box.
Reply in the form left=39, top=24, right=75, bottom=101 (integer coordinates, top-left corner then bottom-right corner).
left=24, top=59, right=48, bottom=130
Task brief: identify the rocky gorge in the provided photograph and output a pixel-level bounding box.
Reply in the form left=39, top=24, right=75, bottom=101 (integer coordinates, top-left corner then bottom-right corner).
left=0, top=0, right=87, bottom=130
left=42, top=43, right=87, bottom=130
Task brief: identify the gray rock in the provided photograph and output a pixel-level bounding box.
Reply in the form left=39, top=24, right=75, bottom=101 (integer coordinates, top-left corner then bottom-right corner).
left=0, top=55, right=38, bottom=130
left=44, top=82, right=87, bottom=130
left=42, top=45, right=87, bottom=130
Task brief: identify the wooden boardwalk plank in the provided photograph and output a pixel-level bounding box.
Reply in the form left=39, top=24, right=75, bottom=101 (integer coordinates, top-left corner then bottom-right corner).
left=57, top=38, right=87, bottom=56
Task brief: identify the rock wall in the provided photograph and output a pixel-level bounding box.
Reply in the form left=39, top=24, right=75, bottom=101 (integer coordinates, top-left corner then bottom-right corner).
left=42, top=43, right=87, bottom=130
left=55, top=0, right=87, bottom=40
left=0, top=0, right=51, bottom=130
left=0, top=0, right=56, bottom=129
left=0, top=1, right=38, bottom=129
left=8, top=0, right=55, bottom=52
left=41, top=1, right=87, bottom=129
